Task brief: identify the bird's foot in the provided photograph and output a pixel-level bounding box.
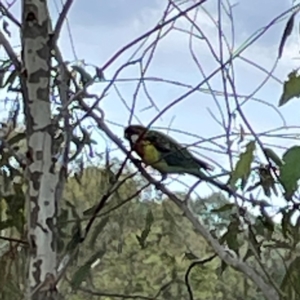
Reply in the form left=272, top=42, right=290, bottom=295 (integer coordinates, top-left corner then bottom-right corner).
left=154, top=181, right=162, bottom=190
left=154, top=174, right=167, bottom=190
left=161, top=174, right=168, bottom=181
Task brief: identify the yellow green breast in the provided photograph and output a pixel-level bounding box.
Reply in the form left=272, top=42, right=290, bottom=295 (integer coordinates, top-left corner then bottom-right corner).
left=142, top=142, right=160, bottom=164
left=141, top=142, right=168, bottom=171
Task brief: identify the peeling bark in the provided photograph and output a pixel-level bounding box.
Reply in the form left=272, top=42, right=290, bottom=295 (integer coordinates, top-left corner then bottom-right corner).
left=22, top=1, right=59, bottom=299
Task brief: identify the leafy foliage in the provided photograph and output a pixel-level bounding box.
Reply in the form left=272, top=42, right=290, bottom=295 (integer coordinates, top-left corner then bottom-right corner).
left=280, top=256, right=300, bottom=300
left=0, top=154, right=298, bottom=299
left=280, top=146, right=300, bottom=199
left=54, top=168, right=290, bottom=299
left=279, top=71, right=300, bottom=107
left=229, top=141, right=255, bottom=189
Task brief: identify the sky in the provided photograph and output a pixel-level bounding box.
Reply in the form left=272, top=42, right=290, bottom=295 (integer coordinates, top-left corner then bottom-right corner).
left=1, top=0, right=300, bottom=219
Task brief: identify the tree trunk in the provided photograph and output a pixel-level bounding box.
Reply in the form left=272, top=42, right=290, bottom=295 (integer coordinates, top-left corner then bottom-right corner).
left=22, top=1, right=59, bottom=299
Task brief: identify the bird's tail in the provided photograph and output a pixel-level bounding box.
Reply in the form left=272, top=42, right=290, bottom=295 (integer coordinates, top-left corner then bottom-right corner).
left=187, top=169, right=209, bottom=180
left=194, top=157, right=214, bottom=171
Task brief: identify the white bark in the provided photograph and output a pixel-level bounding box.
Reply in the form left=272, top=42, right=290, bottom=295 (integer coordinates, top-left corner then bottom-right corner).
left=22, top=1, right=60, bottom=298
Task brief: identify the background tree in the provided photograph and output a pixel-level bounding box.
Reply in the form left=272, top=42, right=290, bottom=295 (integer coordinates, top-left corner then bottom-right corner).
left=0, top=0, right=299, bottom=300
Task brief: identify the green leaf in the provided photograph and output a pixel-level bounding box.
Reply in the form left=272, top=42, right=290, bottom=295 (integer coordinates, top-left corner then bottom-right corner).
left=66, top=226, right=82, bottom=252
left=65, top=200, right=80, bottom=220
left=5, top=192, right=25, bottom=215
left=183, top=251, right=199, bottom=261
left=70, top=264, right=90, bottom=289
left=12, top=211, right=25, bottom=233
left=280, top=146, right=300, bottom=199
left=2, top=189, right=25, bottom=233
left=58, top=208, right=69, bottom=224
left=89, top=216, right=109, bottom=249
left=229, top=141, right=255, bottom=189
left=70, top=249, right=106, bottom=289
left=72, top=65, right=93, bottom=86
left=82, top=204, right=97, bottom=216
left=247, top=229, right=261, bottom=258
left=145, top=209, right=154, bottom=226
left=211, top=203, right=235, bottom=213
left=3, top=280, right=22, bottom=297
left=3, top=69, right=18, bottom=89
left=243, top=249, right=254, bottom=261
left=254, top=215, right=274, bottom=239
left=278, top=11, right=297, bottom=59
left=281, top=209, right=294, bottom=239
left=57, top=237, right=65, bottom=253
left=7, top=132, right=26, bottom=149
left=69, top=131, right=91, bottom=162
left=136, top=209, right=154, bottom=249
left=0, top=219, right=14, bottom=231
left=263, top=147, right=283, bottom=167
left=257, top=165, right=278, bottom=198
left=226, top=233, right=239, bottom=253
left=219, top=220, right=240, bottom=254
left=216, top=260, right=228, bottom=276
left=279, top=71, right=300, bottom=107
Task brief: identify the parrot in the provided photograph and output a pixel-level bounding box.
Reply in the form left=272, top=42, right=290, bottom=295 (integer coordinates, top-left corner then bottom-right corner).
left=124, top=124, right=214, bottom=180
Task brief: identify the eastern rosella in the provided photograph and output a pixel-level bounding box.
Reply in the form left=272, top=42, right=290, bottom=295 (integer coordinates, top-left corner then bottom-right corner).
left=124, top=125, right=214, bottom=180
